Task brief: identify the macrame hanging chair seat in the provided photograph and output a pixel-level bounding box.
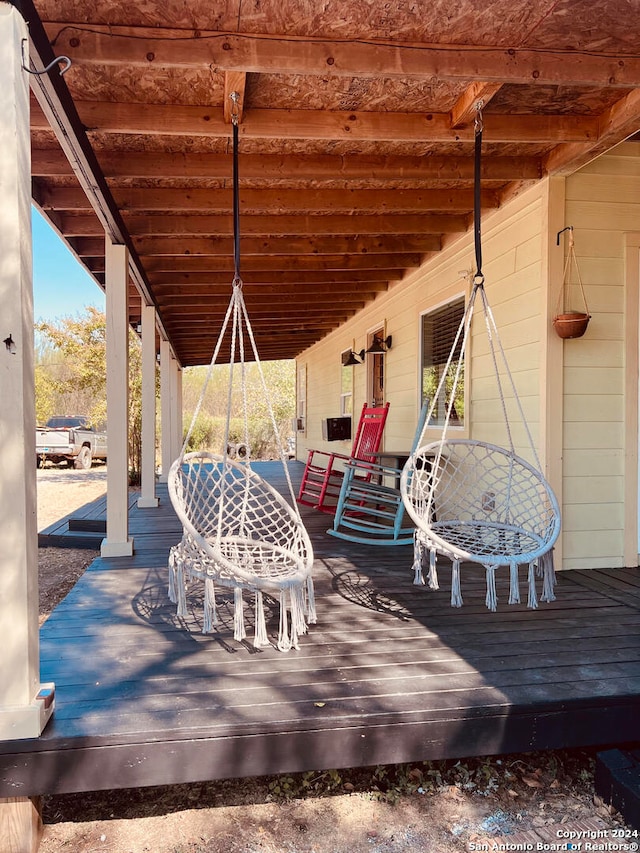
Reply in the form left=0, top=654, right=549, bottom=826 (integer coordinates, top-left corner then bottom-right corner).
left=167, top=104, right=315, bottom=651
left=168, top=444, right=315, bottom=651
left=401, top=106, right=561, bottom=611
left=400, top=287, right=561, bottom=612
left=403, top=439, right=560, bottom=565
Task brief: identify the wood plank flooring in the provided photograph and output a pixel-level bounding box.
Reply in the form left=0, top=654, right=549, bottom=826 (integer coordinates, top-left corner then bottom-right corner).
left=2, top=461, right=639, bottom=797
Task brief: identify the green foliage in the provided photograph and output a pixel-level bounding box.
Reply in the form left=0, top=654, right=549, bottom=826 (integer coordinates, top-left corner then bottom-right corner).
left=182, top=360, right=295, bottom=459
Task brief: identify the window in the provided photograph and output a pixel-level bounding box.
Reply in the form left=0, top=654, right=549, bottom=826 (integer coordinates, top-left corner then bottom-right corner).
left=340, top=350, right=353, bottom=416
left=296, top=363, right=307, bottom=432
left=421, top=297, right=465, bottom=426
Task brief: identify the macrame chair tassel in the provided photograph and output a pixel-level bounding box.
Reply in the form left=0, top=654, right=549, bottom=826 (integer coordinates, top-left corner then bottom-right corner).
left=508, top=561, right=521, bottom=605
left=427, top=547, right=439, bottom=590
left=540, top=549, right=557, bottom=603
left=288, top=586, right=306, bottom=651
left=175, top=561, right=188, bottom=618
left=485, top=565, right=498, bottom=612
left=202, top=576, right=218, bottom=634
left=527, top=562, right=539, bottom=610
left=451, top=559, right=463, bottom=608
left=277, top=589, right=292, bottom=652
left=292, top=585, right=308, bottom=637
left=412, top=532, right=426, bottom=585
left=233, top=586, right=246, bottom=641
left=253, top=590, right=270, bottom=648
left=306, top=576, right=317, bottom=624
left=168, top=548, right=178, bottom=604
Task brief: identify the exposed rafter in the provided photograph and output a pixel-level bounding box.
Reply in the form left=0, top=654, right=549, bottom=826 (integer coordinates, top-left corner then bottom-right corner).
left=45, top=24, right=640, bottom=88
left=26, top=1, right=640, bottom=366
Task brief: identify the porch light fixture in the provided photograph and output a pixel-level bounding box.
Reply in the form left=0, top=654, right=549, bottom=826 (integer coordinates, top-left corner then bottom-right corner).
left=366, top=335, right=392, bottom=354
left=343, top=348, right=365, bottom=366
left=3, top=334, right=16, bottom=355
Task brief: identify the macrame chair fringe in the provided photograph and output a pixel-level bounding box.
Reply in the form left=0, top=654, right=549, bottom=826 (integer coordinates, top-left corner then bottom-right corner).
left=508, top=561, right=520, bottom=605
left=451, top=559, right=463, bottom=608
left=485, top=565, right=498, bottom=612
left=168, top=538, right=317, bottom=649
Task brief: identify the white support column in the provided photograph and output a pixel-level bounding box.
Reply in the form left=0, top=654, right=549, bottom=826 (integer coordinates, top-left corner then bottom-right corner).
left=101, top=239, right=134, bottom=557
left=159, top=338, right=173, bottom=482
left=0, top=3, right=54, bottom=741
left=171, top=359, right=183, bottom=464
left=137, top=303, right=159, bottom=508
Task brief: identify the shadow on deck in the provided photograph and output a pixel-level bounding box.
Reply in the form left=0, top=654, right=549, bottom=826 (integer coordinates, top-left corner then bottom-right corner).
left=4, top=461, right=640, bottom=798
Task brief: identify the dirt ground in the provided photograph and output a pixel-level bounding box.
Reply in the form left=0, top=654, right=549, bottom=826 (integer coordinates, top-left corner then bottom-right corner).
left=36, top=467, right=633, bottom=853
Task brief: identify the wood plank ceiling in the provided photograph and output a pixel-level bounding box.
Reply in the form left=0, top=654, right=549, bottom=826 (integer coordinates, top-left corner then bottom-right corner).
left=24, top=0, right=640, bottom=366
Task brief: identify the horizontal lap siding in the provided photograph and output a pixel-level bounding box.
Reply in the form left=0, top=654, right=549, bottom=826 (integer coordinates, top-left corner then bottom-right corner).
left=297, top=184, right=547, bottom=458
left=562, top=143, right=640, bottom=569
left=469, top=194, right=544, bottom=462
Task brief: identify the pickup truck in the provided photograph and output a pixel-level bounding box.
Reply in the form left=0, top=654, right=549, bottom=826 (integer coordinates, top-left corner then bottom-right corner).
left=36, top=416, right=108, bottom=470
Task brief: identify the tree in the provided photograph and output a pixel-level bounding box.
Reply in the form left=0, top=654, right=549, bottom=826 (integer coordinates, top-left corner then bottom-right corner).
left=35, top=308, right=148, bottom=481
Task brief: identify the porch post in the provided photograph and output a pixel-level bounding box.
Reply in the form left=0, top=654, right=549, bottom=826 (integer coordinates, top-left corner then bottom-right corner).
left=137, top=303, right=159, bottom=508
left=159, top=337, right=173, bottom=482
left=171, top=359, right=183, bottom=464
left=0, top=2, right=55, bottom=745
left=101, top=239, right=134, bottom=557
left=541, top=176, right=565, bottom=568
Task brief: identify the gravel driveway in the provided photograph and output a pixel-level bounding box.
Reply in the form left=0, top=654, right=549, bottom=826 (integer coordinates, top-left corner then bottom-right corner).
left=37, top=465, right=107, bottom=530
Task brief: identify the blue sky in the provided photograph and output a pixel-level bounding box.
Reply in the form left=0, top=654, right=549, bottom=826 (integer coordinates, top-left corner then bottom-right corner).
left=32, top=207, right=105, bottom=324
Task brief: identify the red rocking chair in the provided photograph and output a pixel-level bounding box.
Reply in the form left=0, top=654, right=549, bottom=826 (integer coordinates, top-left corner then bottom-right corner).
left=297, top=402, right=390, bottom=514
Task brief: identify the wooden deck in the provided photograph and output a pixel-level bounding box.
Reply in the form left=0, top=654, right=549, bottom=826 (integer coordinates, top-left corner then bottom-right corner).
left=3, top=461, right=640, bottom=797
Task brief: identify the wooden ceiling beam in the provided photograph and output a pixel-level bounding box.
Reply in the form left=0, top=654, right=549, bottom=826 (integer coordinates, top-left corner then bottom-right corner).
left=128, top=234, right=441, bottom=256
left=163, top=310, right=352, bottom=322
left=450, top=82, right=503, bottom=129
left=223, top=72, right=246, bottom=124
left=148, top=271, right=394, bottom=286
left=157, top=296, right=369, bottom=310
left=43, top=185, right=497, bottom=213
left=32, top=148, right=541, bottom=182
left=30, top=101, right=599, bottom=144
left=544, top=87, right=640, bottom=176
left=153, top=285, right=384, bottom=299
left=62, top=212, right=470, bottom=237
left=142, top=253, right=419, bottom=272
left=44, top=24, right=640, bottom=88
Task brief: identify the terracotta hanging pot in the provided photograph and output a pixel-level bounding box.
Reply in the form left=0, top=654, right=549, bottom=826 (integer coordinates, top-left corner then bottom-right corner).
left=553, top=227, right=591, bottom=339
left=552, top=310, right=590, bottom=339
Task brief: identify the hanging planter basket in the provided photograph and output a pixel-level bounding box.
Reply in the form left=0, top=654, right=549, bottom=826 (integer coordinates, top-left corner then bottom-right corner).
left=553, top=227, right=591, bottom=339
left=553, top=310, right=590, bottom=339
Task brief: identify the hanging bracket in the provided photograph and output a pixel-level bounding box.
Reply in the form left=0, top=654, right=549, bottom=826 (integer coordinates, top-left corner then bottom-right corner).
left=21, top=39, right=70, bottom=76
left=556, top=225, right=574, bottom=246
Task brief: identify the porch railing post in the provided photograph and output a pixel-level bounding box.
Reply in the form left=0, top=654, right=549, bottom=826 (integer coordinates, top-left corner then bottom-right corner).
left=137, top=302, right=159, bottom=508
left=100, top=239, right=134, bottom=557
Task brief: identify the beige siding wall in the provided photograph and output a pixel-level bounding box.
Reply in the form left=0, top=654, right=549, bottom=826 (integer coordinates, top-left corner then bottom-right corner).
left=562, top=142, right=640, bottom=569
left=297, top=180, right=548, bottom=468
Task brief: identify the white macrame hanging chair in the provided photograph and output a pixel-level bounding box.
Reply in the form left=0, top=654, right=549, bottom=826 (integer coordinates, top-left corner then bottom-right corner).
left=167, top=101, right=315, bottom=651
left=400, top=107, right=561, bottom=612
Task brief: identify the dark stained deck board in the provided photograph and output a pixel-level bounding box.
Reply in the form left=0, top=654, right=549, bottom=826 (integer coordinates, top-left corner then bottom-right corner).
left=3, top=462, right=640, bottom=796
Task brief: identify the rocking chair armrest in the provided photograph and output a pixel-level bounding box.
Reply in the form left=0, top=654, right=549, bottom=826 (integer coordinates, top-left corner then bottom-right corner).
left=306, top=448, right=349, bottom=466
left=344, top=458, right=403, bottom=478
